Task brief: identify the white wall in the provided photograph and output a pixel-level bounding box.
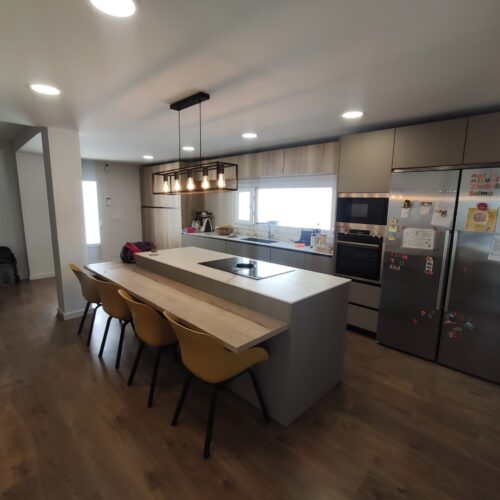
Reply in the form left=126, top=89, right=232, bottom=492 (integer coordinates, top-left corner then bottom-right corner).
left=82, top=160, right=142, bottom=262
left=0, top=140, right=29, bottom=279
left=16, top=151, right=55, bottom=280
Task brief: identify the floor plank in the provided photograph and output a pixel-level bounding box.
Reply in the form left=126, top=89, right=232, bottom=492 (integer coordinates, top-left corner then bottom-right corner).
left=0, top=278, right=499, bottom=499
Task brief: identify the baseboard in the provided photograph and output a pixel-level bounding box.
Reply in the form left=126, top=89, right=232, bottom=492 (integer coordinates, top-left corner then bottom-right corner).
left=29, top=272, right=55, bottom=280
left=57, top=307, right=86, bottom=321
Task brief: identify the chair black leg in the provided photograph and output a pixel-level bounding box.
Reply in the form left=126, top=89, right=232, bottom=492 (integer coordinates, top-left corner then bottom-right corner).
left=248, top=370, right=270, bottom=423
left=171, top=373, right=193, bottom=426
left=87, top=304, right=101, bottom=346
left=98, top=316, right=112, bottom=357
left=128, top=341, right=145, bottom=386
left=203, top=385, right=219, bottom=459
left=115, top=319, right=129, bottom=370
left=147, top=347, right=165, bottom=408
left=77, top=302, right=90, bottom=336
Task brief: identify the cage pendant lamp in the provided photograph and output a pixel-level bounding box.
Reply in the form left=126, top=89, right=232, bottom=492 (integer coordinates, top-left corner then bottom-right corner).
left=152, top=92, right=238, bottom=195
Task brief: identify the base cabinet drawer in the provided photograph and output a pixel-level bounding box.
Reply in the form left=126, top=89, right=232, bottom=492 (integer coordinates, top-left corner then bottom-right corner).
left=303, top=253, right=332, bottom=274
left=226, top=241, right=271, bottom=261
left=270, top=248, right=305, bottom=268
left=181, top=235, right=226, bottom=252
left=347, top=304, right=379, bottom=333
left=348, top=282, right=381, bottom=309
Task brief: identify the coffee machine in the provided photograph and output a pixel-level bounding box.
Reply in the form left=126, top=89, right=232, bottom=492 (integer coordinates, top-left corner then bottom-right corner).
left=192, top=211, right=214, bottom=232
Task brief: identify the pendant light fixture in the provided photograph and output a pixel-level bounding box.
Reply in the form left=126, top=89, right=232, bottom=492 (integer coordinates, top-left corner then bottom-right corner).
left=152, top=92, right=238, bottom=195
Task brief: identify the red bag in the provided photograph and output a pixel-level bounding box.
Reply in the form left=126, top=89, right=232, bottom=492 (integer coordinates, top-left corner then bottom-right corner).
left=120, top=241, right=156, bottom=264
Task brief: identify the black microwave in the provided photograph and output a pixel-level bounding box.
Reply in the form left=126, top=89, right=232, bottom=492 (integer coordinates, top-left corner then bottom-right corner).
left=336, top=195, right=388, bottom=226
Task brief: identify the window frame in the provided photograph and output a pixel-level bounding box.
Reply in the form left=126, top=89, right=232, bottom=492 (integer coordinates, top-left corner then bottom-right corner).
left=234, top=174, right=336, bottom=230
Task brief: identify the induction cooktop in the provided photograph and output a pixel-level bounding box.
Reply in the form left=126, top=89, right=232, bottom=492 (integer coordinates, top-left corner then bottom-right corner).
left=199, top=257, right=295, bottom=280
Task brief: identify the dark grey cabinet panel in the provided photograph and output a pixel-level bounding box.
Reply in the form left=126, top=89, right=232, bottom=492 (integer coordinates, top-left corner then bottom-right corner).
left=393, top=118, right=467, bottom=169
left=338, top=129, right=395, bottom=193
left=226, top=241, right=271, bottom=261
left=270, top=248, right=305, bottom=268
left=303, top=253, right=332, bottom=274
left=463, top=112, right=500, bottom=164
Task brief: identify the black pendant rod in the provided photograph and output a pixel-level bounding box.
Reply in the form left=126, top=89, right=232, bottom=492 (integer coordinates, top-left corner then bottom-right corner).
left=178, top=110, right=181, bottom=164
left=199, top=102, right=202, bottom=163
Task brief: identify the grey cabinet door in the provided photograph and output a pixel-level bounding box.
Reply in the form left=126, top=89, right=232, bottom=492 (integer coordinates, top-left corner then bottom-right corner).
left=226, top=241, right=271, bottom=261
left=303, top=253, right=333, bottom=274
left=393, top=118, right=467, bottom=169
left=270, top=248, right=305, bottom=268
left=463, top=112, right=500, bottom=164
left=338, top=129, right=395, bottom=193
left=199, top=238, right=226, bottom=253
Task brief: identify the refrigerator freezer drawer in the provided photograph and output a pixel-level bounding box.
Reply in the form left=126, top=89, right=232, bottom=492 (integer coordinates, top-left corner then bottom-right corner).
left=348, top=304, right=379, bottom=333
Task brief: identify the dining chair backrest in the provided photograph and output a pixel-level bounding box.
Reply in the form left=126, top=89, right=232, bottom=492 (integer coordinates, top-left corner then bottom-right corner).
left=118, top=289, right=176, bottom=347
left=69, top=263, right=100, bottom=304
left=163, top=312, right=234, bottom=383
left=96, top=280, right=130, bottom=320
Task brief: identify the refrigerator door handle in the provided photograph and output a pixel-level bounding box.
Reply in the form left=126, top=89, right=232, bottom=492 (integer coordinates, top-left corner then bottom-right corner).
left=443, top=230, right=459, bottom=312
left=436, top=230, right=451, bottom=311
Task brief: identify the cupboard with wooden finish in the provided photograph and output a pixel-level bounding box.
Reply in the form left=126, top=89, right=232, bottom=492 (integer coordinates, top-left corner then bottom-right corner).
left=283, top=142, right=339, bottom=176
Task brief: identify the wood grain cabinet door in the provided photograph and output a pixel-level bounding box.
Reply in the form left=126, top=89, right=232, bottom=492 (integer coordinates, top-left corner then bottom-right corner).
left=283, top=142, right=339, bottom=176
left=237, top=150, right=284, bottom=179
left=338, top=129, right=395, bottom=193
left=463, top=112, right=500, bottom=164
left=141, top=163, right=180, bottom=207
left=141, top=207, right=181, bottom=250
left=392, top=118, right=467, bottom=169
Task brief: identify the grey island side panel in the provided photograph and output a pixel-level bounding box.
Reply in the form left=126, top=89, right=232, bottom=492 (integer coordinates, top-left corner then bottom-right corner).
left=135, top=250, right=349, bottom=427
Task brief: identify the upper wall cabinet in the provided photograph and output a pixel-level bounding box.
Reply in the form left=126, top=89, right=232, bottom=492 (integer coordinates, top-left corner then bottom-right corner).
left=283, top=142, right=339, bottom=176
left=463, top=112, right=500, bottom=164
left=338, top=129, right=395, bottom=193
left=140, top=163, right=181, bottom=208
left=236, top=150, right=284, bottom=179
left=392, top=118, right=467, bottom=169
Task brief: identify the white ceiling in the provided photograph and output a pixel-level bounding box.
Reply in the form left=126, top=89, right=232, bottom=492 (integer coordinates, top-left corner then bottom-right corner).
left=1, top=0, right=500, bottom=163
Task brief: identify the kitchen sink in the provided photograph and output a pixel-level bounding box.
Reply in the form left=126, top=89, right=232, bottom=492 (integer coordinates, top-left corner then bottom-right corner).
left=240, top=237, right=278, bottom=244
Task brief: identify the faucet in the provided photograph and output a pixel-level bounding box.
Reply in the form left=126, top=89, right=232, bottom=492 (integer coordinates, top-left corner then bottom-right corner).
left=256, top=221, right=273, bottom=239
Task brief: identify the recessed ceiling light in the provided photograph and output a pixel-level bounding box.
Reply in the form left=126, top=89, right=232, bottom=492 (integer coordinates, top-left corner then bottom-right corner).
left=242, top=132, right=258, bottom=139
left=29, top=83, right=61, bottom=96
left=143, top=155, right=154, bottom=160
left=182, top=146, right=195, bottom=151
left=90, top=0, right=136, bottom=17
left=342, top=110, right=364, bottom=119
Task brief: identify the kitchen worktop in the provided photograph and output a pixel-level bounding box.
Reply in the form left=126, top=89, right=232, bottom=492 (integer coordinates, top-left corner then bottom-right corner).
left=137, top=247, right=347, bottom=304
left=181, top=231, right=333, bottom=257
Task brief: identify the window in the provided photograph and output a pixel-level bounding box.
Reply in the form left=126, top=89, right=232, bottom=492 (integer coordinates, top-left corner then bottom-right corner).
left=235, top=175, right=335, bottom=230
left=82, top=181, right=101, bottom=245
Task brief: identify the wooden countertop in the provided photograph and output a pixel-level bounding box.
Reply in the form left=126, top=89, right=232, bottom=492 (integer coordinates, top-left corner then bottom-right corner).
left=86, top=261, right=287, bottom=353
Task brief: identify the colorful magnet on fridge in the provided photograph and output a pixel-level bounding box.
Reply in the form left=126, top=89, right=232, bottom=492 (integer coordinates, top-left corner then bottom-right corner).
left=464, top=321, right=475, bottom=331
left=412, top=319, right=418, bottom=325
left=477, top=202, right=488, bottom=211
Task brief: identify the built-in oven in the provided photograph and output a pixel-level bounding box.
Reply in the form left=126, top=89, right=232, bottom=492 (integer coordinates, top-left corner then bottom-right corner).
left=335, top=227, right=384, bottom=283
left=336, top=193, right=389, bottom=226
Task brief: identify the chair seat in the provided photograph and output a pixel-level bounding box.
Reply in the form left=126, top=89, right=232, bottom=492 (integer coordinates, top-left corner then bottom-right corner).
left=188, top=346, right=268, bottom=384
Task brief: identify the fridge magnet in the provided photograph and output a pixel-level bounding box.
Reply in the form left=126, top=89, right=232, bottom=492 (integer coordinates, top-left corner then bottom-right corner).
left=388, top=235, right=396, bottom=241
left=448, top=328, right=460, bottom=340
left=424, top=256, right=434, bottom=275
left=469, top=171, right=500, bottom=191
left=464, top=321, right=475, bottom=331
left=402, top=227, right=436, bottom=250
left=488, top=235, right=500, bottom=263
left=431, top=202, right=454, bottom=228
left=412, top=319, right=418, bottom=325
left=419, top=201, right=432, bottom=215
left=464, top=207, right=498, bottom=233
left=388, top=224, right=399, bottom=233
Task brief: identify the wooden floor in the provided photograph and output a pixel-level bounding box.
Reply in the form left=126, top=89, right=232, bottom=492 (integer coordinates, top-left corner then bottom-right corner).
left=1, top=279, right=500, bottom=500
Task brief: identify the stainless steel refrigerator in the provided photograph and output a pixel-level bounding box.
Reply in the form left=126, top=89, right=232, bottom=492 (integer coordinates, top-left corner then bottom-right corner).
left=378, top=167, right=500, bottom=383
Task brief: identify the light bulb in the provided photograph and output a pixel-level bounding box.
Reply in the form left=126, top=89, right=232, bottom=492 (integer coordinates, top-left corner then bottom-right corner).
left=162, top=178, right=170, bottom=193
left=186, top=175, right=195, bottom=191
left=174, top=177, right=181, bottom=192
left=201, top=175, right=210, bottom=189
left=217, top=172, right=226, bottom=189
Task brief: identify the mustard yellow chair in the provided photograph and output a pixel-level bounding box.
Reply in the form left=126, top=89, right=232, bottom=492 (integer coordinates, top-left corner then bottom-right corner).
left=69, top=264, right=102, bottom=346
left=164, top=312, right=270, bottom=459
left=118, top=290, right=178, bottom=407
left=95, top=280, right=132, bottom=369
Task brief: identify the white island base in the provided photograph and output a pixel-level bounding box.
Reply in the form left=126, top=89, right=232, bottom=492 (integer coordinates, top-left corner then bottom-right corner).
left=136, top=247, right=350, bottom=427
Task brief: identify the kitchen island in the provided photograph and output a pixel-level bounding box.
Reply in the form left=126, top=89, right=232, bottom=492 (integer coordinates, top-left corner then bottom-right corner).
left=135, top=247, right=350, bottom=427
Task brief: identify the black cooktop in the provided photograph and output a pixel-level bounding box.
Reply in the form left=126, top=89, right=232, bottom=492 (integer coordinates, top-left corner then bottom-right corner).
left=199, top=257, right=295, bottom=280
